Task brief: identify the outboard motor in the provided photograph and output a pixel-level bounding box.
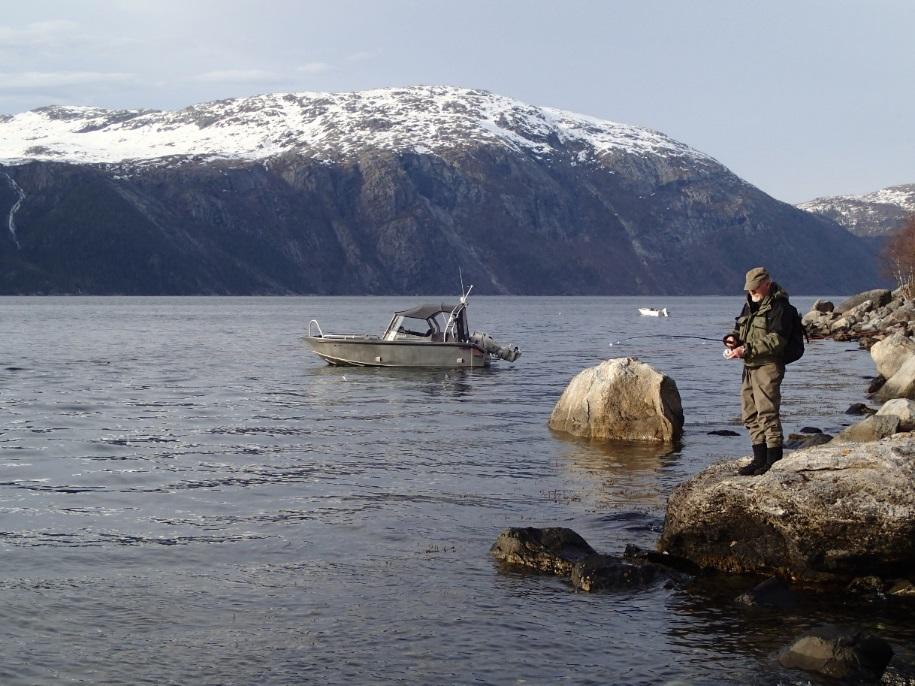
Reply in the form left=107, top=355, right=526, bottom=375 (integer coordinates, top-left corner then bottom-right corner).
left=470, top=332, right=522, bottom=362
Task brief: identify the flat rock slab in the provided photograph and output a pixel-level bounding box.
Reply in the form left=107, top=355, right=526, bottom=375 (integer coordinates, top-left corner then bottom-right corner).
left=657, top=434, right=915, bottom=582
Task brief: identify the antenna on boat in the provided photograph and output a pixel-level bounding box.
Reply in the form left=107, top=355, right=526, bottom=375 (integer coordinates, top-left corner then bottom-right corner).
left=459, top=268, right=472, bottom=304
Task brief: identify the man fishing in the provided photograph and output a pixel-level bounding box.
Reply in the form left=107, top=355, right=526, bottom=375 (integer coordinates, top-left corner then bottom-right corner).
left=723, top=267, right=795, bottom=476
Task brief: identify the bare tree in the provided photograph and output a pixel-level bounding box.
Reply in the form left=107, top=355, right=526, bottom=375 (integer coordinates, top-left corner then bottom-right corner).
left=883, top=214, right=915, bottom=299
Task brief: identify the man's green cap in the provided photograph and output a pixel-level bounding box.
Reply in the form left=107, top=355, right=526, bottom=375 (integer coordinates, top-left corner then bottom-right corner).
left=744, top=267, right=770, bottom=291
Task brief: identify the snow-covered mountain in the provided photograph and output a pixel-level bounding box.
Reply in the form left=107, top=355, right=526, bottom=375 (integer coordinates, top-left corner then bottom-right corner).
left=798, top=183, right=915, bottom=238
left=0, top=86, right=881, bottom=295
left=0, top=86, right=716, bottom=169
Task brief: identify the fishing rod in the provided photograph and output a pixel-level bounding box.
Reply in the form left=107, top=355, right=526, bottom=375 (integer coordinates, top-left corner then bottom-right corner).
left=608, top=333, right=723, bottom=346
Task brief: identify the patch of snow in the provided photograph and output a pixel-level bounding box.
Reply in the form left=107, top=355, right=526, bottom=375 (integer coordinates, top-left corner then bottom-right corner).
left=0, top=86, right=718, bottom=172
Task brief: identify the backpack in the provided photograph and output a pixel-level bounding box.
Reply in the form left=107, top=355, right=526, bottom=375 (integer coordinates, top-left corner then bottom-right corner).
left=782, top=303, right=807, bottom=364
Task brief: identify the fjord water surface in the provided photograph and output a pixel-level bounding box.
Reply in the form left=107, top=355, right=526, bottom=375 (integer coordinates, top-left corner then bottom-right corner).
left=1, top=296, right=911, bottom=685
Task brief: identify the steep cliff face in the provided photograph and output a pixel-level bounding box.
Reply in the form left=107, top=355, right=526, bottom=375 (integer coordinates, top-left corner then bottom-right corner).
left=0, top=87, right=881, bottom=294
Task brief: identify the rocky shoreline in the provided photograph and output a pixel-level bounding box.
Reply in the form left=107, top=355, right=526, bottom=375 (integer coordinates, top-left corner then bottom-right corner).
left=493, top=285, right=915, bottom=683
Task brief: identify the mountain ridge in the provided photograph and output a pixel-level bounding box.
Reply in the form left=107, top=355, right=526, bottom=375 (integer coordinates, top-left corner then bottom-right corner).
left=798, top=183, right=915, bottom=238
left=0, top=86, right=882, bottom=295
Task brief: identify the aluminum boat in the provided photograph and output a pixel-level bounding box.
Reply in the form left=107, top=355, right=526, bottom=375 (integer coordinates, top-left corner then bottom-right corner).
left=304, top=289, right=521, bottom=368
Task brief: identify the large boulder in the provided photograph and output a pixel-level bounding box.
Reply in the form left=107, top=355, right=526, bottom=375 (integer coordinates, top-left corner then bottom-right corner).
left=548, top=357, right=683, bottom=442
left=657, top=434, right=915, bottom=582
left=870, top=332, right=915, bottom=380
left=874, top=355, right=915, bottom=402
left=877, top=398, right=915, bottom=431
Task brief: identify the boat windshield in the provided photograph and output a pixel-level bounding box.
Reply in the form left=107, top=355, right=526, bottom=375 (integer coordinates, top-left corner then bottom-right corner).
left=383, top=310, right=464, bottom=342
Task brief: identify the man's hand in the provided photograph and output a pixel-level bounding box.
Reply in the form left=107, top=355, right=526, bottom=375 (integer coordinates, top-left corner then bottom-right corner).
left=724, top=345, right=745, bottom=360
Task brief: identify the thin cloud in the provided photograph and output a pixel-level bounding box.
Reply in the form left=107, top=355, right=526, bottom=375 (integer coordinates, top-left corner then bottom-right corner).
left=346, top=51, right=377, bottom=63
left=0, top=71, right=135, bottom=89
left=0, top=20, right=82, bottom=48
left=296, top=62, right=333, bottom=75
left=193, top=69, right=282, bottom=83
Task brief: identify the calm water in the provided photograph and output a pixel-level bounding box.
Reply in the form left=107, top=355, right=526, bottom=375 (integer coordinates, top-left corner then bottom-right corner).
left=1, top=296, right=911, bottom=685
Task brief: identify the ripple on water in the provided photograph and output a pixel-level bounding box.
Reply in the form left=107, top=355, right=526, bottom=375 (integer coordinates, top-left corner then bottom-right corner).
left=0, top=295, right=903, bottom=685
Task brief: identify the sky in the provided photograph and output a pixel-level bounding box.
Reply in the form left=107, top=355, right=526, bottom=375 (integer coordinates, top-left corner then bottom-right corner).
left=0, top=0, right=912, bottom=204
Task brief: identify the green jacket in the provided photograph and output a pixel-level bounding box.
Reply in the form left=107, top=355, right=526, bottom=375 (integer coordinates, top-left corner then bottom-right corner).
left=729, top=283, right=792, bottom=368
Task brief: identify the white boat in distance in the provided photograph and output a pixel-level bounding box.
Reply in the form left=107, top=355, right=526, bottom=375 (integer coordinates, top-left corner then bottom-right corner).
left=304, top=287, right=521, bottom=368
left=638, top=307, right=669, bottom=317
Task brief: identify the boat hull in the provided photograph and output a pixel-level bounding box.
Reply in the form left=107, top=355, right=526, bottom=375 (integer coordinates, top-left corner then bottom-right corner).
left=304, top=337, right=490, bottom=368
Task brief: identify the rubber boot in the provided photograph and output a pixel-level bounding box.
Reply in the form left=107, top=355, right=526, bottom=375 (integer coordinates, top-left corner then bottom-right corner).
left=755, top=446, right=784, bottom=475
left=738, top=444, right=767, bottom=476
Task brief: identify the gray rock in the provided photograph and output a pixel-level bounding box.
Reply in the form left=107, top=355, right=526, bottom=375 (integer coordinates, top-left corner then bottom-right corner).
left=812, top=299, right=835, bottom=313
left=875, top=355, right=915, bottom=402
left=877, top=398, right=915, bottom=431
left=868, top=377, right=887, bottom=395
left=785, top=432, right=832, bottom=449
left=657, top=435, right=915, bottom=581
left=871, top=333, right=915, bottom=380
left=836, top=289, right=893, bottom=313
left=735, top=576, right=797, bottom=609
left=847, top=299, right=876, bottom=319
left=848, top=575, right=887, bottom=598
left=490, top=527, right=597, bottom=575
left=846, top=402, right=878, bottom=416
left=778, top=625, right=893, bottom=681
left=622, top=544, right=702, bottom=576
left=887, top=579, right=915, bottom=598
left=834, top=415, right=901, bottom=443
left=548, top=357, right=683, bottom=442
left=570, top=554, right=672, bottom=592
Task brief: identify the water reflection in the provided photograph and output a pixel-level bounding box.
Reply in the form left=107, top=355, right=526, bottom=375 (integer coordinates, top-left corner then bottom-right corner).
left=552, top=431, right=680, bottom=510
left=307, top=364, right=487, bottom=400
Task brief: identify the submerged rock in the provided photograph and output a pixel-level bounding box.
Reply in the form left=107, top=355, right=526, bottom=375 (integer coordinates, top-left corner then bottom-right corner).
left=846, top=402, right=878, bottom=416
left=735, top=576, right=797, bottom=609
left=548, top=357, right=683, bottom=442
left=490, top=527, right=597, bottom=575
left=778, top=625, right=893, bottom=681
left=657, top=434, right=915, bottom=582
left=570, top=554, right=674, bottom=592
left=784, top=432, right=832, bottom=450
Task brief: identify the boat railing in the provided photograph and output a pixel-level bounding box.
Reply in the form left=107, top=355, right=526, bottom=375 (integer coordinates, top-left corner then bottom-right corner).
left=308, top=319, right=324, bottom=337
